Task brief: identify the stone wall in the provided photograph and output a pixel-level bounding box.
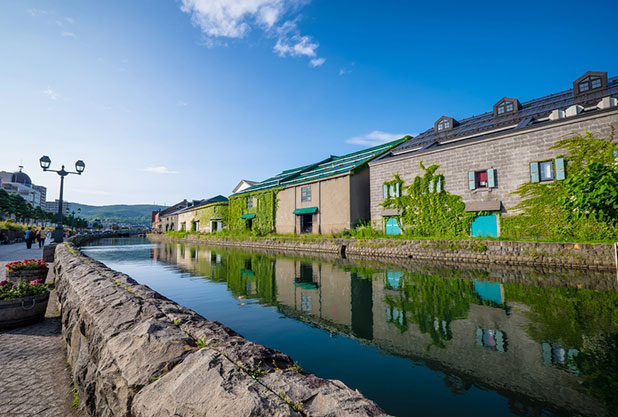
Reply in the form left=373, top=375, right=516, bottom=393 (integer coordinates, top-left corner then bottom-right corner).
left=148, top=234, right=618, bottom=271
left=54, top=243, right=388, bottom=417
left=369, top=110, right=618, bottom=225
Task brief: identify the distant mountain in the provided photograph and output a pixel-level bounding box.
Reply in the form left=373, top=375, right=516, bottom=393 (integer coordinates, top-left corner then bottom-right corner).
left=68, top=203, right=167, bottom=226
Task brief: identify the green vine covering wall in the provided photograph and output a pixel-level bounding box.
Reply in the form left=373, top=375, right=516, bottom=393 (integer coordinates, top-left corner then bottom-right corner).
left=501, top=129, right=618, bottom=241
left=196, top=202, right=229, bottom=230
left=228, top=189, right=280, bottom=236
left=381, top=163, right=476, bottom=237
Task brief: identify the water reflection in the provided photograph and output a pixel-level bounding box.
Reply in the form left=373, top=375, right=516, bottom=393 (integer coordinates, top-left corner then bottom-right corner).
left=84, top=239, right=618, bottom=417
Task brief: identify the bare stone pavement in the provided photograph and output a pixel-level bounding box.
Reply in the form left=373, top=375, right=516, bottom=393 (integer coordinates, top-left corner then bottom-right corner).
left=0, top=242, right=79, bottom=416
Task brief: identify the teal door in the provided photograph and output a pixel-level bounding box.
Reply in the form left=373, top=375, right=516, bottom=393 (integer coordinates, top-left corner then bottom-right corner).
left=385, top=217, right=401, bottom=235
left=471, top=213, right=498, bottom=237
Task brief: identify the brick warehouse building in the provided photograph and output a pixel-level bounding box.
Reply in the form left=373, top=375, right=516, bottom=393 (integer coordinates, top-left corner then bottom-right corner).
left=369, top=71, right=618, bottom=237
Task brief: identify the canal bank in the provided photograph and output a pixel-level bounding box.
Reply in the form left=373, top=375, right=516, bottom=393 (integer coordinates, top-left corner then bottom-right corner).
left=52, top=242, right=388, bottom=416
left=147, top=233, right=618, bottom=271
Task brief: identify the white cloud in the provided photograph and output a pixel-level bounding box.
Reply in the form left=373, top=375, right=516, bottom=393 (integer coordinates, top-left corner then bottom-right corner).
left=65, top=17, right=74, bottom=24
left=140, top=166, right=180, bottom=175
left=346, top=130, right=410, bottom=147
left=179, top=0, right=324, bottom=66
left=61, top=31, right=76, bottom=38
left=177, top=100, right=188, bottom=107
left=26, top=8, right=48, bottom=16
left=42, top=88, right=58, bottom=100
left=309, top=57, right=325, bottom=67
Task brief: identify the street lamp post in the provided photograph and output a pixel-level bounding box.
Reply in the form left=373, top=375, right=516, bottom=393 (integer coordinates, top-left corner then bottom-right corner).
left=39, top=156, right=85, bottom=243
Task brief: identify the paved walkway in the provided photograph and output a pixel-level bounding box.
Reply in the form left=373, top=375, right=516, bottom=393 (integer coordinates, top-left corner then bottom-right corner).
left=0, top=243, right=78, bottom=416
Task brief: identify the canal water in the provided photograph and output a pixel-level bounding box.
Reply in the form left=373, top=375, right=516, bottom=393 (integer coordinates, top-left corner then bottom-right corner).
left=82, top=238, right=618, bottom=417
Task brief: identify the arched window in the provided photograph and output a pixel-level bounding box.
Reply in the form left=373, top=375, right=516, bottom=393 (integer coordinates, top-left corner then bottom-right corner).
left=493, top=97, right=520, bottom=116
left=434, top=116, right=456, bottom=133
left=573, top=71, right=607, bottom=95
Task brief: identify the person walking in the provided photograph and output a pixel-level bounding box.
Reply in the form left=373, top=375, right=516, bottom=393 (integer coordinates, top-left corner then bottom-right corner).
left=25, top=227, right=33, bottom=249
left=38, top=228, right=46, bottom=247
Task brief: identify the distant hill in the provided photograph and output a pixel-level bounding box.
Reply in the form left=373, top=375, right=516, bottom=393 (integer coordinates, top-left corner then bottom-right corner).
left=68, top=203, right=167, bottom=226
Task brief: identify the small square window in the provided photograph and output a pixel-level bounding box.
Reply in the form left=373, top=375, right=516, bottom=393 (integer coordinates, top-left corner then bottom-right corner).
left=475, top=170, right=488, bottom=188
left=497, top=106, right=505, bottom=114
left=444, top=120, right=450, bottom=129
left=506, top=103, right=514, bottom=112
left=247, top=198, right=253, bottom=209
left=539, top=161, right=554, bottom=181
left=579, top=82, right=590, bottom=93
left=438, top=122, right=444, bottom=130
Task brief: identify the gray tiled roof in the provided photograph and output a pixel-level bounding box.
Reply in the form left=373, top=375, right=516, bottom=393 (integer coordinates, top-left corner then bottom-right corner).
left=378, top=76, right=618, bottom=160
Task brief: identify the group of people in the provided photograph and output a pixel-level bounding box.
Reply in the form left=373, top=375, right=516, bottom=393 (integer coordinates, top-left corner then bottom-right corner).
left=24, top=227, right=51, bottom=249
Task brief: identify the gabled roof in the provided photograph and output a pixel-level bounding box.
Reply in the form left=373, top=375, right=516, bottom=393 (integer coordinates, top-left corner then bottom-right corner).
left=233, top=138, right=407, bottom=196
left=375, top=75, right=618, bottom=162
left=174, top=195, right=229, bottom=215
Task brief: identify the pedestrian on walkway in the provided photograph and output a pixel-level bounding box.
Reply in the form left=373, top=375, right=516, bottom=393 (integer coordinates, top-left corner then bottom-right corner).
left=24, top=227, right=33, bottom=249
left=38, top=228, right=46, bottom=247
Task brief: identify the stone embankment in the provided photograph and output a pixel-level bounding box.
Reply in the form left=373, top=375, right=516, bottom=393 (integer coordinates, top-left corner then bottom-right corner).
left=149, top=234, right=618, bottom=271
left=54, top=243, right=388, bottom=417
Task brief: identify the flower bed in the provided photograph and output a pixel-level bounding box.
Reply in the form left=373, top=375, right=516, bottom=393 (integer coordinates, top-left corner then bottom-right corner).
left=5, top=259, right=49, bottom=282
left=0, top=279, right=50, bottom=329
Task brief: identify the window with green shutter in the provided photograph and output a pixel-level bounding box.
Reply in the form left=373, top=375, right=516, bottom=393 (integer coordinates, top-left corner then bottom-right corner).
left=468, top=172, right=476, bottom=190
left=487, top=169, right=496, bottom=188
left=555, top=158, right=565, bottom=181
left=530, top=162, right=540, bottom=183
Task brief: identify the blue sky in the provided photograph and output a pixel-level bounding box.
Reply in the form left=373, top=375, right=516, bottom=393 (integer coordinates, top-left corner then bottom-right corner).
left=1, top=0, right=616, bottom=206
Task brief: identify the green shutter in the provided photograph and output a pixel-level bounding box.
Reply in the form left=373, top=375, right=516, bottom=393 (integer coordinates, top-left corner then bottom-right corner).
left=530, top=162, right=540, bottom=183
left=428, top=179, right=434, bottom=193
left=436, top=178, right=442, bottom=193
left=555, top=158, right=565, bottom=181
left=383, top=184, right=388, bottom=199
left=468, top=172, right=476, bottom=190
left=395, top=182, right=400, bottom=197
left=487, top=169, right=496, bottom=188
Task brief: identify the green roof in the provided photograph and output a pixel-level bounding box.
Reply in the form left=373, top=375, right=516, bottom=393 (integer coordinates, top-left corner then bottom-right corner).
left=233, top=138, right=407, bottom=196
left=293, top=207, right=318, bottom=215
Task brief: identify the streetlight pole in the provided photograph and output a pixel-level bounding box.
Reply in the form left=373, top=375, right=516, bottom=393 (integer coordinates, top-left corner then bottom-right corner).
left=39, top=156, right=85, bottom=243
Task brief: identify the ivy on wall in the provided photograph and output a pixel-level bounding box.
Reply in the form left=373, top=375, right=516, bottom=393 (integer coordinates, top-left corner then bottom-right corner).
left=196, top=202, right=229, bottom=230
left=501, top=129, right=618, bottom=241
left=228, top=189, right=280, bottom=236
left=381, top=163, right=476, bottom=237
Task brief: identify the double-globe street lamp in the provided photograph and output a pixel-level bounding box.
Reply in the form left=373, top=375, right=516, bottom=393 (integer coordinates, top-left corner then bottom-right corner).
left=39, top=156, right=85, bottom=243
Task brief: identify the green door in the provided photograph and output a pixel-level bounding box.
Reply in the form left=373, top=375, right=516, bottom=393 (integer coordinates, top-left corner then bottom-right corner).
left=385, top=217, right=401, bottom=235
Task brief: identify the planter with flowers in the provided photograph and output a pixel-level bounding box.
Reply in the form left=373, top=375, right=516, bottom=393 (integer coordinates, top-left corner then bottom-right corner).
left=5, top=259, right=49, bottom=283
left=0, top=279, right=50, bottom=329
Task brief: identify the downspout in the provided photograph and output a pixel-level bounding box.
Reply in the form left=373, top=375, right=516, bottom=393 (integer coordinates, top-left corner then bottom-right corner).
left=614, top=242, right=618, bottom=284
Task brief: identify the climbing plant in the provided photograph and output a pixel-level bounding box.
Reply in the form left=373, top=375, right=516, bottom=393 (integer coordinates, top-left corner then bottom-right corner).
left=501, top=129, right=618, bottom=241
left=381, top=163, right=476, bottom=237
left=228, top=189, right=280, bottom=236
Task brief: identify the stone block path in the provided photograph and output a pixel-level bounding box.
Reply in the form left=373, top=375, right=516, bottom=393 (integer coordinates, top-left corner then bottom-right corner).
left=0, top=243, right=78, bottom=416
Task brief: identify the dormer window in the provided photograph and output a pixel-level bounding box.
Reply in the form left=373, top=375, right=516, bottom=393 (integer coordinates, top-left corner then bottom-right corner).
left=493, top=97, right=520, bottom=116
left=434, top=116, right=456, bottom=133
left=573, top=71, right=607, bottom=95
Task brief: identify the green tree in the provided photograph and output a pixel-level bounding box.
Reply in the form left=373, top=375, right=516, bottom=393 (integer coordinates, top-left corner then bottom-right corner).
left=503, top=130, right=618, bottom=241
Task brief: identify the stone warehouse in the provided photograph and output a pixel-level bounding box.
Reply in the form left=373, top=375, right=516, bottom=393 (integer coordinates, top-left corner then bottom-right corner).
left=229, top=139, right=405, bottom=235
left=369, top=71, right=618, bottom=237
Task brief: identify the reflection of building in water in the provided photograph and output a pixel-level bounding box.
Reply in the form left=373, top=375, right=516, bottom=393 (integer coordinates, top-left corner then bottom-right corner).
left=542, top=343, right=579, bottom=375
left=371, top=274, right=603, bottom=416
left=152, top=245, right=606, bottom=416
left=476, top=328, right=507, bottom=352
